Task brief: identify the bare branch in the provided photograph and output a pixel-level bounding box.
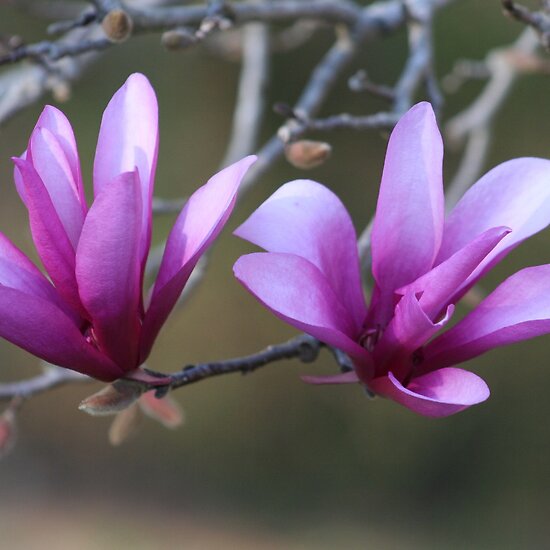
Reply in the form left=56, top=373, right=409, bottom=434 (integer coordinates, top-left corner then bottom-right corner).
left=444, top=28, right=539, bottom=209
left=221, top=18, right=270, bottom=166
left=0, top=365, right=89, bottom=401
left=502, top=0, right=550, bottom=49
left=240, top=0, right=410, bottom=194
left=292, top=111, right=399, bottom=133
left=0, top=0, right=364, bottom=68
left=129, top=0, right=362, bottom=30
left=0, top=335, right=327, bottom=402
left=167, top=334, right=323, bottom=390
left=348, top=69, right=396, bottom=100
left=0, top=25, right=105, bottom=125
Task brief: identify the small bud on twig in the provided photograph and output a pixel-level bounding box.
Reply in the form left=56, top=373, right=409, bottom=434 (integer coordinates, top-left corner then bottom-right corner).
left=102, top=10, right=134, bottom=43
left=79, top=381, right=143, bottom=416
left=52, top=81, right=72, bottom=103
left=161, top=28, right=198, bottom=51
left=285, top=140, right=332, bottom=169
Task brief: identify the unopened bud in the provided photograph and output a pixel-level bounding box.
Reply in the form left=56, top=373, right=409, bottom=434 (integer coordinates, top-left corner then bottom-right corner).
left=102, top=9, right=134, bottom=43
left=285, top=140, right=332, bottom=169
left=79, top=381, right=143, bottom=416
left=139, top=391, right=184, bottom=429
left=0, top=410, right=16, bottom=459
left=161, top=28, right=198, bottom=51
left=52, top=81, right=71, bottom=103
left=108, top=403, right=142, bottom=446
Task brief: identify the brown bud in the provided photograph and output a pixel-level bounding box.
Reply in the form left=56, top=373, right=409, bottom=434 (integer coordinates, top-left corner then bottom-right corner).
left=52, top=81, right=72, bottom=103
left=102, top=9, right=134, bottom=43
left=79, top=381, right=143, bottom=416
left=285, top=140, right=332, bottom=170
left=161, top=29, right=198, bottom=51
left=108, top=403, right=142, bottom=446
left=139, top=391, right=184, bottom=429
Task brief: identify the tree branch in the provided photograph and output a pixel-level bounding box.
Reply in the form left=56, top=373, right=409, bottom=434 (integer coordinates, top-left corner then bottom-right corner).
left=444, top=28, right=539, bottom=209
left=502, top=0, right=550, bottom=49
left=221, top=16, right=270, bottom=167
left=0, top=335, right=329, bottom=402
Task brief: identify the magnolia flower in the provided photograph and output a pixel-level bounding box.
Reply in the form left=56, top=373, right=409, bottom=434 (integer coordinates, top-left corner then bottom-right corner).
left=234, top=102, right=550, bottom=417
left=0, top=73, right=255, bottom=382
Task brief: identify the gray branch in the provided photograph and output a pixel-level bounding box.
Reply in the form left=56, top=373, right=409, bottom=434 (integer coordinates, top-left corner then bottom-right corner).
left=221, top=18, right=270, bottom=167
left=444, top=28, right=539, bottom=209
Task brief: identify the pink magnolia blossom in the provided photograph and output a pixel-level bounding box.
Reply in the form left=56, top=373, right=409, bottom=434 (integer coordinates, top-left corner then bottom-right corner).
left=0, top=73, right=255, bottom=381
left=234, top=102, right=550, bottom=417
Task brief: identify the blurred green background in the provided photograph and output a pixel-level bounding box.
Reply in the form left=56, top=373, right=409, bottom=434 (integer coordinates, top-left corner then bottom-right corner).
left=1, top=1, right=550, bottom=548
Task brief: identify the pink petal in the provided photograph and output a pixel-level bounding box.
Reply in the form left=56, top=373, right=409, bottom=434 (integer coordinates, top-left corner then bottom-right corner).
left=76, top=171, right=142, bottom=370
left=398, top=226, right=510, bottom=320
left=369, top=369, right=490, bottom=417
left=374, top=292, right=453, bottom=380
left=234, top=179, right=367, bottom=329
left=438, top=158, right=550, bottom=286
left=0, top=232, right=77, bottom=319
left=139, top=156, right=256, bottom=361
left=35, top=105, right=85, bottom=207
left=28, top=127, right=85, bottom=248
left=12, top=158, right=81, bottom=312
left=0, top=286, right=123, bottom=381
left=370, top=103, right=444, bottom=321
left=301, top=371, right=359, bottom=384
left=93, top=73, right=159, bottom=266
left=233, top=252, right=374, bottom=379
left=423, top=264, right=550, bottom=371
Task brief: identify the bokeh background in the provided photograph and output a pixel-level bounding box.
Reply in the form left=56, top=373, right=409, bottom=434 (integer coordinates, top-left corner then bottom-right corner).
left=2, top=1, right=550, bottom=548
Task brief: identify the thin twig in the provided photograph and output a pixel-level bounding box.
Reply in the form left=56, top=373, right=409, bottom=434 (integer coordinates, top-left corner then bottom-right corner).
left=221, top=17, right=270, bottom=166
left=0, top=335, right=325, bottom=401
left=299, top=111, right=399, bottom=132
left=240, top=0, right=409, bottom=194
left=167, top=334, right=323, bottom=390
left=444, top=28, right=539, bottom=210
left=502, top=0, right=550, bottom=49
left=0, top=366, right=89, bottom=401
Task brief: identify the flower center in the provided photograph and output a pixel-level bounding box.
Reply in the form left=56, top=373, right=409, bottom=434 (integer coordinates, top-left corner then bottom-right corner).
left=359, top=325, right=382, bottom=353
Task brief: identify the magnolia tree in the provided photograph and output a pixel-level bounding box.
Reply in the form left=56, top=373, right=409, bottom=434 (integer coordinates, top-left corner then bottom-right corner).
left=0, top=0, right=549, bottom=452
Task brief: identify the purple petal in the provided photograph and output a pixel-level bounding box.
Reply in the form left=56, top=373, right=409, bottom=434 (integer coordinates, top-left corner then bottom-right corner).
left=438, top=158, right=550, bottom=286
left=301, top=371, right=359, bottom=384
left=398, top=226, right=510, bottom=320
left=35, top=105, right=85, bottom=206
left=76, top=171, right=142, bottom=370
left=28, top=127, right=86, bottom=248
left=139, top=156, right=256, bottom=361
left=374, top=292, right=453, bottom=380
left=370, top=103, right=444, bottom=319
left=93, top=73, right=159, bottom=266
left=0, top=232, right=77, bottom=319
left=233, top=252, right=374, bottom=379
left=12, top=158, right=81, bottom=312
left=423, top=264, right=550, bottom=371
left=369, top=368, right=490, bottom=417
left=234, top=179, right=367, bottom=329
left=0, top=286, right=123, bottom=381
